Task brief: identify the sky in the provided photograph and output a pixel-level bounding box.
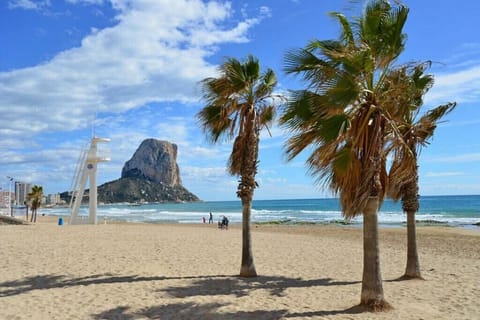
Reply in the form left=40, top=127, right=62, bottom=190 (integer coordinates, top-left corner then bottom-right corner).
left=0, top=0, right=479, bottom=201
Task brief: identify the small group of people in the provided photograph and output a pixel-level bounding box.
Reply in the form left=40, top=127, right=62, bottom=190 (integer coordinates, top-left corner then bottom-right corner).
left=218, top=215, right=229, bottom=230
left=202, top=212, right=214, bottom=224
left=202, top=212, right=229, bottom=230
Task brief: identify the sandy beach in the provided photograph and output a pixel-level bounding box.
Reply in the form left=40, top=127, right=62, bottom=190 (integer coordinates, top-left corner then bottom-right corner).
left=1, top=216, right=479, bottom=320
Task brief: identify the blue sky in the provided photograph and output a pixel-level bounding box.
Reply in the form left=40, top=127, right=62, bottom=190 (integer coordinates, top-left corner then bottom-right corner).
left=0, top=0, right=479, bottom=201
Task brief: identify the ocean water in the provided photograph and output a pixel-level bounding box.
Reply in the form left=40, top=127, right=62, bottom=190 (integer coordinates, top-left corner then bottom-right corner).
left=39, top=195, right=480, bottom=228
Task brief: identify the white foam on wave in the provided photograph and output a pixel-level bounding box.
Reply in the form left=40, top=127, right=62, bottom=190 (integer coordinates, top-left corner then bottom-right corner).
left=38, top=202, right=479, bottom=226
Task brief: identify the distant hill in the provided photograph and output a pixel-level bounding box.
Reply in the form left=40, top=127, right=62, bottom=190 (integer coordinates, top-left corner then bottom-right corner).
left=97, top=176, right=199, bottom=203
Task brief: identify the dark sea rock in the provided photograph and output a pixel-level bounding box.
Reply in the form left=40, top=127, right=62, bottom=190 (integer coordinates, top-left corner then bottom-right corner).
left=97, top=177, right=199, bottom=203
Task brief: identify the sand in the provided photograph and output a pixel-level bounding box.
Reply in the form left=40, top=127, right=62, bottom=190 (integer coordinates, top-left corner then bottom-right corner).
left=0, top=216, right=479, bottom=320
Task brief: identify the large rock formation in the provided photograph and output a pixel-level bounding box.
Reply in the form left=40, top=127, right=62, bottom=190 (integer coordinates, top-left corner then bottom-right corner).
left=121, top=139, right=182, bottom=186
left=96, top=139, right=199, bottom=203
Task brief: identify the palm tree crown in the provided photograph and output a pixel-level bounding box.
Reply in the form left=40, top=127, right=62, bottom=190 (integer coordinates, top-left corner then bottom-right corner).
left=387, top=63, right=456, bottom=207
left=281, top=0, right=410, bottom=218
left=198, top=55, right=277, bottom=178
left=27, top=185, right=43, bottom=223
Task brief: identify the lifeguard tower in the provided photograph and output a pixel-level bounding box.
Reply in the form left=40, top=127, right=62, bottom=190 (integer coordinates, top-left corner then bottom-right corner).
left=69, top=137, right=110, bottom=224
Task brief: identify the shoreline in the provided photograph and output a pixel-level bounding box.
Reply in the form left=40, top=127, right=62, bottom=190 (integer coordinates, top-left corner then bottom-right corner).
left=10, top=213, right=480, bottom=232
left=32, top=195, right=480, bottom=228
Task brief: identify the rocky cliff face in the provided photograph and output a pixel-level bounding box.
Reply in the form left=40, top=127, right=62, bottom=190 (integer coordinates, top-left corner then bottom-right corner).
left=121, top=139, right=181, bottom=186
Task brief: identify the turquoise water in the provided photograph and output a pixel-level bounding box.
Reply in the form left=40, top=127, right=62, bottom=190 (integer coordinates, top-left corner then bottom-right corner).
left=41, top=195, right=480, bottom=227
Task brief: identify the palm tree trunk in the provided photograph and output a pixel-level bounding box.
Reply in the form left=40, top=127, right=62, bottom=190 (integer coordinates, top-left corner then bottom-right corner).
left=238, top=111, right=258, bottom=277
left=361, top=197, right=391, bottom=311
left=401, top=162, right=422, bottom=279
left=404, top=210, right=422, bottom=278
left=240, top=197, right=257, bottom=277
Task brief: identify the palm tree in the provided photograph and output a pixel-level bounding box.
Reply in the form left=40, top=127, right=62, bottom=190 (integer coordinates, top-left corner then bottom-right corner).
left=387, top=63, right=456, bottom=279
left=281, top=0, right=411, bottom=310
left=197, top=55, right=280, bottom=277
left=27, top=185, right=44, bottom=223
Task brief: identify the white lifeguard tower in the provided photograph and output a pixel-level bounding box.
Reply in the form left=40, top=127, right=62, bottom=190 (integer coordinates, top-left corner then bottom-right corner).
left=69, top=137, right=110, bottom=225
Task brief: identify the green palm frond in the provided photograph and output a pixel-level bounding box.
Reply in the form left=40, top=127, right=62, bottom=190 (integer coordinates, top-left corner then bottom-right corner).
left=329, top=12, right=355, bottom=47
left=27, top=185, right=44, bottom=211
left=197, top=104, right=232, bottom=142
left=284, top=47, right=339, bottom=87
left=359, top=0, right=408, bottom=67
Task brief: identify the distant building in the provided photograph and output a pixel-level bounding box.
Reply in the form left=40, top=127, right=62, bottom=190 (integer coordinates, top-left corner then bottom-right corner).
left=15, top=182, right=33, bottom=206
left=0, top=190, right=13, bottom=208
left=46, top=193, right=61, bottom=205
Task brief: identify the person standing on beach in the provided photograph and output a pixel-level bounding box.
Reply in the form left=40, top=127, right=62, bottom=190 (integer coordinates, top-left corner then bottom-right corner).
left=208, top=212, right=213, bottom=224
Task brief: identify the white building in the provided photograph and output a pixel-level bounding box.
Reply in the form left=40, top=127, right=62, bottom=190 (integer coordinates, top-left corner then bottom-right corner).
left=0, top=190, right=13, bottom=208
left=46, top=193, right=61, bottom=205
left=15, top=182, right=33, bottom=206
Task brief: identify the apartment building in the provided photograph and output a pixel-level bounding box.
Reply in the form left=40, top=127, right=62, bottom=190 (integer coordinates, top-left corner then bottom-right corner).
left=15, top=182, right=32, bottom=206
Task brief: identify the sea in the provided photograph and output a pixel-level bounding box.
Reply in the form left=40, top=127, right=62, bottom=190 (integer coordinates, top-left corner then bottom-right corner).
left=37, top=195, right=480, bottom=228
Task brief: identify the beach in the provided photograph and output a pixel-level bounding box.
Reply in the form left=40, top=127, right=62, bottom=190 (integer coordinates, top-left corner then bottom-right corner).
left=0, top=217, right=479, bottom=319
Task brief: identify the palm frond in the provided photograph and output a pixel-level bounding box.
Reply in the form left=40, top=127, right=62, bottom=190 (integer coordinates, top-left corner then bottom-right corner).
left=197, top=55, right=282, bottom=181
left=196, top=104, right=232, bottom=142
left=414, top=102, right=456, bottom=143
left=329, top=12, right=355, bottom=46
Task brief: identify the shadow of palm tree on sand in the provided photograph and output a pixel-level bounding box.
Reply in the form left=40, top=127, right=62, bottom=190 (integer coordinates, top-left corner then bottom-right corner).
left=159, top=275, right=359, bottom=298
left=1, top=273, right=362, bottom=319
left=0, top=273, right=231, bottom=297
left=92, top=302, right=364, bottom=320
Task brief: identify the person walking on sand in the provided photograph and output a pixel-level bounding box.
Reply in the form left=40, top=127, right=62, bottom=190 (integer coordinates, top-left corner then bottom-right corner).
left=209, top=212, right=213, bottom=224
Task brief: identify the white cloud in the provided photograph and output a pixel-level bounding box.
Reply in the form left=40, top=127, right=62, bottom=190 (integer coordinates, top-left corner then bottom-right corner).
left=0, top=0, right=266, bottom=140
left=426, top=65, right=480, bottom=105
left=66, top=0, right=105, bottom=4
left=8, top=0, right=50, bottom=10
left=0, top=0, right=272, bottom=194
left=420, top=182, right=480, bottom=196
left=427, top=153, right=480, bottom=163
left=155, top=123, right=189, bottom=145
left=424, top=171, right=464, bottom=178
left=181, top=166, right=229, bottom=184
left=426, top=44, right=480, bottom=106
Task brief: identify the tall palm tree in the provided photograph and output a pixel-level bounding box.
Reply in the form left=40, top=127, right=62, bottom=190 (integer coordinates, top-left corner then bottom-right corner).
left=387, top=63, right=456, bottom=279
left=281, top=0, right=410, bottom=310
left=27, top=185, right=43, bottom=223
left=197, top=55, right=279, bottom=277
